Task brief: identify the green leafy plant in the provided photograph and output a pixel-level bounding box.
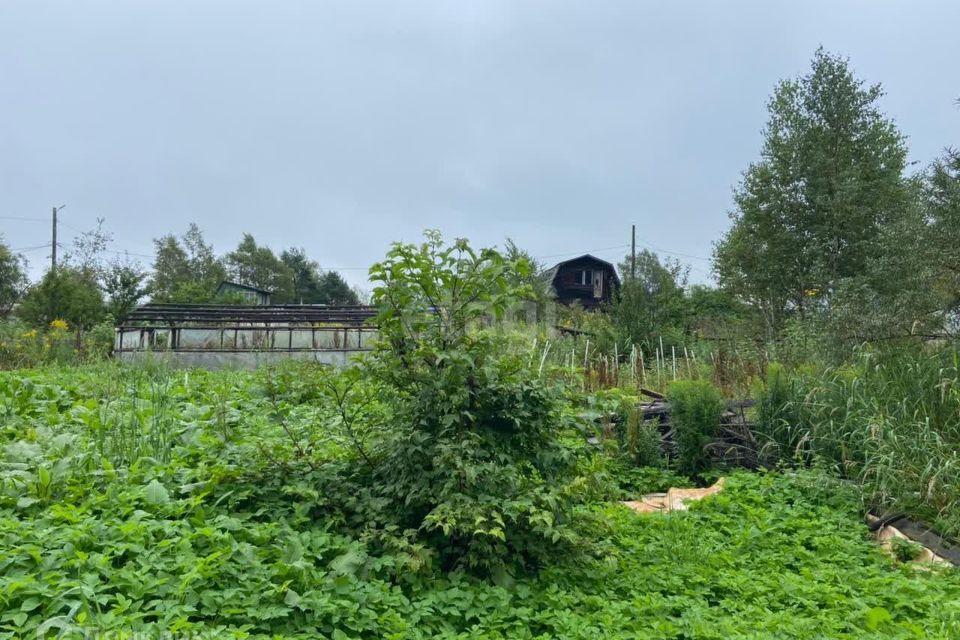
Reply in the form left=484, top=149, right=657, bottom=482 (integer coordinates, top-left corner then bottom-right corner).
left=3, top=365, right=960, bottom=637
left=626, top=412, right=663, bottom=468
left=890, top=535, right=924, bottom=563
left=367, top=231, right=585, bottom=575
left=668, top=379, right=724, bottom=476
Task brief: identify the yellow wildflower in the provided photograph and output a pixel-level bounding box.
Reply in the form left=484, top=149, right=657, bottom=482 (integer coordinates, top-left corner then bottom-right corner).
left=50, top=319, right=69, bottom=331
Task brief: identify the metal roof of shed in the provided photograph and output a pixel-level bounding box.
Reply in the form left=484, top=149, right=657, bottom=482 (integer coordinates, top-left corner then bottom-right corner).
left=216, top=280, right=274, bottom=295
left=122, top=304, right=377, bottom=325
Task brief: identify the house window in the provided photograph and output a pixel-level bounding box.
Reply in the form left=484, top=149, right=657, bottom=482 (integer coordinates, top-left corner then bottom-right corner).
left=576, top=269, right=593, bottom=286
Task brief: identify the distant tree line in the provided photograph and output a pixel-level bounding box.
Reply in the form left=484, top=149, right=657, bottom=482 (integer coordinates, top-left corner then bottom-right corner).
left=150, top=225, right=360, bottom=306
left=0, top=222, right=362, bottom=344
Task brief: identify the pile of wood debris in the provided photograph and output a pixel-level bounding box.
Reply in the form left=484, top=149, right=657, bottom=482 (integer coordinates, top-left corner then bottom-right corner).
left=635, top=387, right=766, bottom=469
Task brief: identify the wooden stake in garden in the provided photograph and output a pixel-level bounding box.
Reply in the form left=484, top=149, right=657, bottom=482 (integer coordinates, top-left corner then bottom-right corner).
left=583, top=339, right=590, bottom=392
left=655, top=347, right=661, bottom=386
left=537, top=340, right=552, bottom=377
left=613, top=342, right=619, bottom=385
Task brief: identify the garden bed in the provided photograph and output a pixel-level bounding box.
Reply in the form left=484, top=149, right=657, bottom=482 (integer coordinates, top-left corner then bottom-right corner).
left=3, top=366, right=960, bottom=638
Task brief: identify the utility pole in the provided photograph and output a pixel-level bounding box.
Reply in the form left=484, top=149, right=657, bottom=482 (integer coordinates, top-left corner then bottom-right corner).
left=51, top=207, right=58, bottom=270
left=51, top=204, right=65, bottom=271
left=630, top=224, right=636, bottom=281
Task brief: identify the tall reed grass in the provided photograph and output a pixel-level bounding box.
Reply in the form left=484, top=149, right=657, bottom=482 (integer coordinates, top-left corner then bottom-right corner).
left=755, top=346, right=960, bottom=536
left=87, top=364, right=181, bottom=467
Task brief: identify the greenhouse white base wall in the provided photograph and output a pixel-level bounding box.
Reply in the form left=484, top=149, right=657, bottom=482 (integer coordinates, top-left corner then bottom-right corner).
left=115, top=349, right=362, bottom=369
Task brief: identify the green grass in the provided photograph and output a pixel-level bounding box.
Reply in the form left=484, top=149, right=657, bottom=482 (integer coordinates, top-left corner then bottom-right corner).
left=2, top=364, right=960, bottom=638
left=754, top=347, right=960, bottom=537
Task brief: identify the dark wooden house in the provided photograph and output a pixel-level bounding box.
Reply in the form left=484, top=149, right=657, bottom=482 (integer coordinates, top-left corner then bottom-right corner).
left=543, top=254, right=620, bottom=310
left=215, top=280, right=273, bottom=305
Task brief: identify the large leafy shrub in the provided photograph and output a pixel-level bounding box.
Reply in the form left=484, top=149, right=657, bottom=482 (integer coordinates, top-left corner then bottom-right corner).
left=0, top=239, right=27, bottom=318
left=367, top=231, right=583, bottom=575
left=17, top=267, right=106, bottom=333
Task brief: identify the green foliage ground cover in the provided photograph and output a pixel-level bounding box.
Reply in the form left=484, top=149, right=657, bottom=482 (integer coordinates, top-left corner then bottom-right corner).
left=3, top=364, right=960, bottom=639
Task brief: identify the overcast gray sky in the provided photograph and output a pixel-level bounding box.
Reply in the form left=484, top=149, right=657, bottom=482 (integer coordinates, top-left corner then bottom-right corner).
left=2, top=1, right=958, bottom=287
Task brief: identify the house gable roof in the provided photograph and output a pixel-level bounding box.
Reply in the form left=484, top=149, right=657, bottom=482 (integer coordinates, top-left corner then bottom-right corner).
left=216, top=280, right=274, bottom=296
left=541, top=254, right=621, bottom=288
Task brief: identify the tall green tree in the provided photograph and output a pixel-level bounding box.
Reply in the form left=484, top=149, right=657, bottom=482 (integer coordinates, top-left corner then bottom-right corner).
left=18, top=267, right=106, bottom=331
left=316, top=270, right=360, bottom=305
left=503, top=238, right=550, bottom=322
left=280, top=247, right=323, bottom=303
left=277, top=247, right=360, bottom=305
left=64, top=218, right=112, bottom=277
left=685, top=284, right=752, bottom=342
left=925, top=114, right=960, bottom=327
left=713, top=48, right=914, bottom=337
left=823, top=182, right=941, bottom=346
left=150, top=224, right=225, bottom=302
left=224, top=234, right=294, bottom=302
left=102, top=260, right=150, bottom=321
left=60, top=220, right=150, bottom=321
left=0, top=238, right=27, bottom=318
left=612, top=250, right=688, bottom=351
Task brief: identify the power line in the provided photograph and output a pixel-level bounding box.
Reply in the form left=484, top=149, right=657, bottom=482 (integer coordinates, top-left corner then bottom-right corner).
left=13, top=243, right=52, bottom=252
left=534, top=244, right=631, bottom=260
left=102, top=248, right=154, bottom=259
left=635, top=239, right=712, bottom=262
left=41, top=217, right=154, bottom=258
left=319, top=244, right=633, bottom=271
left=57, top=220, right=86, bottom=234
left=314, top=244, right=634, bottom=273
left=0, top=216, right=46, bottom=223
left=11, top=239, right=150, bottom=260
